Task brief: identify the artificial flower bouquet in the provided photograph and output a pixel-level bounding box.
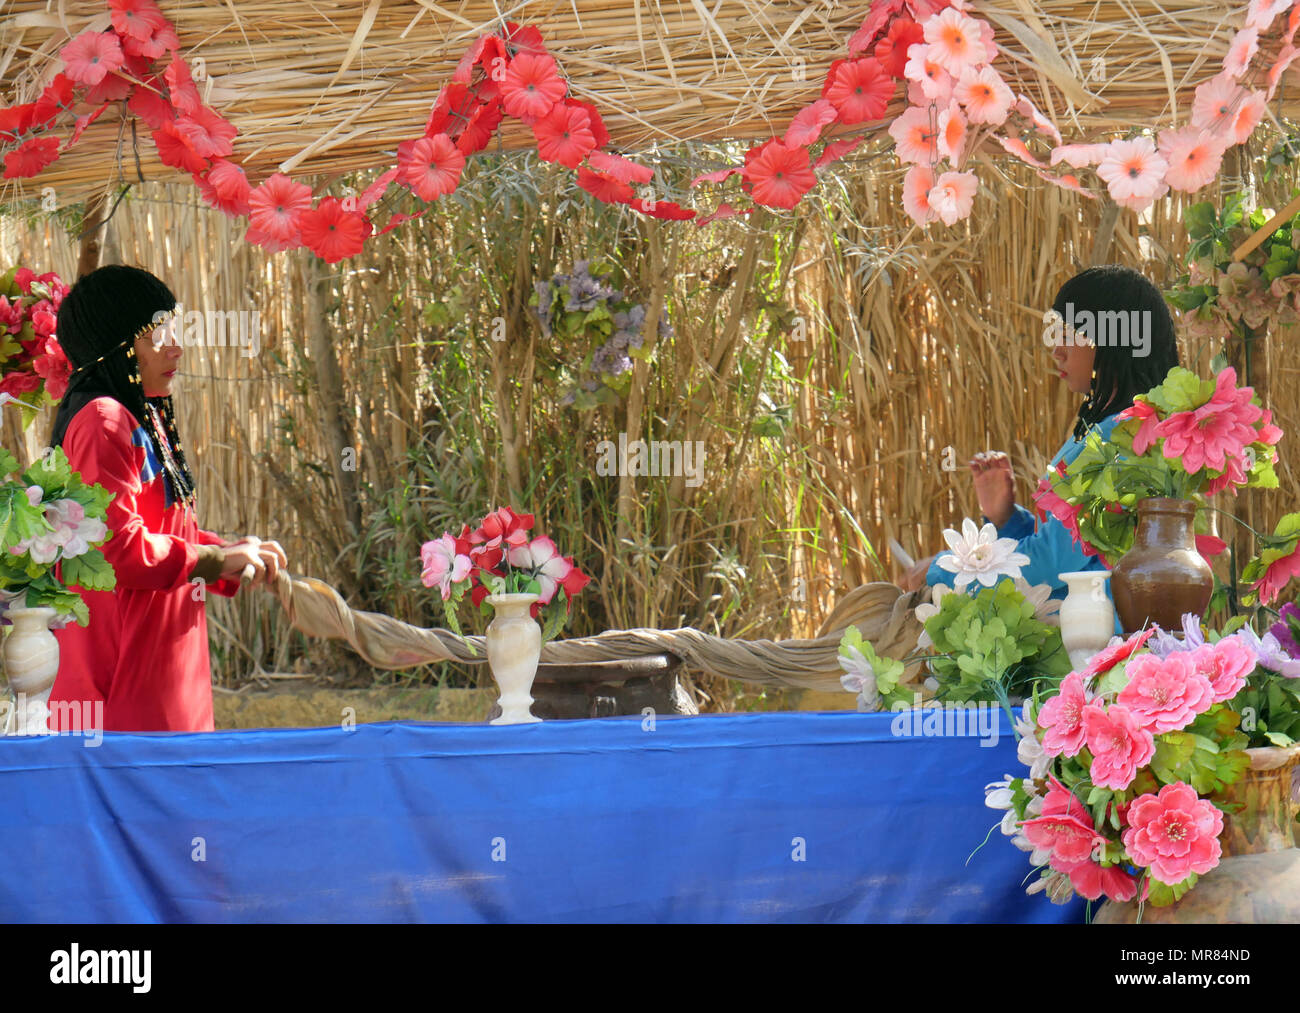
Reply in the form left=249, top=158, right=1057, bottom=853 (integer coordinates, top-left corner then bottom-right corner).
left=839, top=519, right=1068, bottom=713
left=0, top=266, right=73, bottom=425
left=0, top=440, right=115, bottom=627
left=420, top=506, right=592, bottom=641
left=987, top=609, right=1300, bottom=909
left=1032, top=364, right=1282, bottom=576
left=529, top=260, right=671, bottom=410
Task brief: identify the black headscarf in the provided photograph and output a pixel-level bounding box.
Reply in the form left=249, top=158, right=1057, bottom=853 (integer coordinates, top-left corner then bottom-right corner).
left=51, top=264, right=197, bottom=508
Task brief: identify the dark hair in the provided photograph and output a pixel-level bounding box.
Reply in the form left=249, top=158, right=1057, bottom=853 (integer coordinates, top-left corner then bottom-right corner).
left=51, top=265, right=197, bottom=508
left=1051, top=265, right=1180, bottom=440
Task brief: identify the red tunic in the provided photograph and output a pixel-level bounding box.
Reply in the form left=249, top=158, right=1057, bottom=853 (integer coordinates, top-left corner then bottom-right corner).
left=48, top=396, right=240, bottom=732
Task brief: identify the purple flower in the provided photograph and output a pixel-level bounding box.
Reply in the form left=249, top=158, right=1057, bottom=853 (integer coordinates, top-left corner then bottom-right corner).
left=1232, top=625, right=1300, bottom=678
left=1269, top=602, right=1300, bottom=657
left=1147, top=613, right=1205, bottom=658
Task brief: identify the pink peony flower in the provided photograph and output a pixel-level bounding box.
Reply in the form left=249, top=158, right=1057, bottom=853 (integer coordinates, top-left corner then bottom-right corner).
left=1020, top=809, right=1104, bottom=867
left=1153, top=367, right=1262, bottom=474
left=1082, top=701, right=1156, bottom=791
left=1255, top=541, right=1300, bottom=606
left=1122, top=782, right=1224, bottom=885
left=1187, top=638, right=1255, bottom=704
left=1116, top=652, right=1215, bottom=733
left=420, top=532, right=473, bottom=600
left=1038, top=671, right=1092, bottom=757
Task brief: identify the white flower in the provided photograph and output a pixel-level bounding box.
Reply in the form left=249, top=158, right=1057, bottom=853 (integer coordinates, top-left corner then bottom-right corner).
left=1026, top=868, right=1076, bottom=903
left=838, top=645, right=880, bottom=711
left=935, top=518, right=1031, bottom=590
left=1014, top=699, right=1052, bottom=780
left=984, top=775, right=1015, bottom=811
left=913, top=583, right=952, bottom=650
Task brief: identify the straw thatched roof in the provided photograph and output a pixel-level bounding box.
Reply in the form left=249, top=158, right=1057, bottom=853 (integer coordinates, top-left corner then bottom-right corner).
left=0, top=1, right=1290, bottom=207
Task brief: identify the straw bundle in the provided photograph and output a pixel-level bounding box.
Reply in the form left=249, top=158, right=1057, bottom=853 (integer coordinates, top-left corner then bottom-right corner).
left=0, top=1, right=1291, bottom=209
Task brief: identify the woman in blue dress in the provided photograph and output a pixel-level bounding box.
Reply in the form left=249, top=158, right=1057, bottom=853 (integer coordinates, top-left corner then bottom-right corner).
left=901, top=265, right=1180, bottom=598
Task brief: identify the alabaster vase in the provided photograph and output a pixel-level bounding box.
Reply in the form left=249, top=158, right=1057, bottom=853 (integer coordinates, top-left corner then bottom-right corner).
left=1111, top=498, right=1213, bottom=635
left=1095, top=745, right=1300, bottom=923
left=485, top=593, right=542, bottom=725
left=1058, top=570, right=1115, bottom=671
left=2, top=607, right=59, bottom=736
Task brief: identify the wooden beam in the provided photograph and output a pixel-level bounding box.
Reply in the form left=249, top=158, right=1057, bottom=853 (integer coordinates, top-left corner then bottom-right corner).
left=1232, top=190, right=1300, bottom=263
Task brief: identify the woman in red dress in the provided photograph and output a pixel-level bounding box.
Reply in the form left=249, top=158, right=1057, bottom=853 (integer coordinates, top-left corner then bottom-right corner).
left=46, top=264, right=287, bottom=732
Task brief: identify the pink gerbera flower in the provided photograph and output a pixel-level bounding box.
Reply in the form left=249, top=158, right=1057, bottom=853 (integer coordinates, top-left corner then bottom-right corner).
left=1223, top=27, right=1260, bottom=78
left=1082, top=701, right=1155, bottom=791
left=874, top=17, right=925, bottom=79
left=742, top=139, right=817, bottom=209
left=1049, top=143, right=1110, bottom=168
left=1192, top=71, right=1247, bottom=133
left=903, top=44, right=953, bottom=102
left=109, top=0, right=168, bottom=42
left=822, top=58, right=894, bottom=124
left=60, top=30, right=124, bottom=87
left=1015, top=93, right=1062, bottom=145
left=1158, top=126, right=1228, bottom=194
left=249, top=173, right=313, bottom=243
left=937, top=100, right=967, bottom=162
left=1231, top=90, right=1267, bottom=145
left=922, top=7, right=985, bottom=75
left=1153, top=367, right=1262, bottom=474
left=396, top=134, right=465, bottom=201
left=889, top=106, right=940, bottom=164
left=926, top=170, right=977, bottom=225
left=1122, top=782, right=1224, bottom=885
left=587, top=151, right=654, bottom=185
left=577, top=167, right=634, bottom=204
left=499, top=52, right=566, bottom=122
left=902, top=163, right=938, bottom=226
left=953, top=65, right=1013, bottom=125
left=997, top=135, right=1046, bottom=168
left=194, top=158, right=251, bottom=218
left=1095, top=137, right=1168, bottom=208
left=1116, top=398, right=1162, bottom=454
left=2, top=136, right=60, bottom=179
left=297, top=197, right=372, bottom=264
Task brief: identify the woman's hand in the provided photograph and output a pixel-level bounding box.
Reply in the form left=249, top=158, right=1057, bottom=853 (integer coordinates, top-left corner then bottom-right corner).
left=899, top=554, right=937, bottom=592
left=970, top=451, right=1015, bottom=529
left=217, top=537, right=289, bottom=588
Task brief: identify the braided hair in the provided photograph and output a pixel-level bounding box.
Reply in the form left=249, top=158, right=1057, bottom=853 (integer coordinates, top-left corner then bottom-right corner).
left=1051, top=265, right=1180, bottom=441
left=51, top=264, right=197, bottom=509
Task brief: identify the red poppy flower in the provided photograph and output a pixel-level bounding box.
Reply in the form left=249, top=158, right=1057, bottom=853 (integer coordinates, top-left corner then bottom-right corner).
left=68, top=104, right=109, bottom=147
left=60, top=30, right=125, bottom=87
left=453, top=34, right=507, bottom=84
left=33, top=337, right=71, bottom=402
left=194, top=158, right=251, bottom=217
left=500, top=52, right=566, bottom=121
left=501, top=22, right=547, bottom=57
left=577, top=167, right=634, bottom=204
left=568, top=100, right=609, bottom=149
left=243, top=226, right=300, bottom=254
left=742, top=139, right=817, bottom=209
left=822, top=57, right=895, bottom=124
left=109, top=0, right=169, bottom=42
left=297, top=197, right=372, bottom=263
left=587, top=150, right=653, bottom=184
left=127, top=76, right=174, bottom=130
left=31, top=75, right=75, bottom=128
left=0, top=370, right=43, bottom=399
left=875, top=17, right=925, bottom=79
left=783, top=99, right=840, bottom=146
left=165, top=54, right=202, bottom=115
left=3, top=136, right=60, bottom=179
left=0, top=103, right=37, bottom=144
left=356, top=167, right=398, bottom=211
left=248, top=174, right=312, bottom=243
left=396, top=133, right=465, bottom=201
left=175, top=106, right=236, bottom=159
left=84, top=71, right=133, bottom=106
left=628, top=198, right=696, bottom=220
left=151, top=123, right=209, bottom=174
left=121, top=20, right=179, bottom=61
left=533, top=102, right=596, bottom=168
left=456, top=101, right=503, bottom=155
left=424, top=83, right=478, bottom=138
left=848, top=0, right=905, bottom=54
left=814, top=135, right=864, bottom=169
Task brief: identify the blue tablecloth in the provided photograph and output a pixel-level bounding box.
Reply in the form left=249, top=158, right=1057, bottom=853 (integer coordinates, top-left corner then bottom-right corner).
left=0, top=710, right=1084, bottom=923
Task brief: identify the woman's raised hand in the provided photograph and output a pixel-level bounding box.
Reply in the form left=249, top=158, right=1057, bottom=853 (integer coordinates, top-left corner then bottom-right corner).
left=218, top=537, right=289, bottom=588
left=970, top=451, right=1015, bottom=529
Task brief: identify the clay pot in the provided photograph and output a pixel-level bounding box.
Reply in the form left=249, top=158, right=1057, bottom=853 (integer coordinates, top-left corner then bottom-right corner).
left=1094, top=746, right=1300, bottom=923
left=1111, top=498, right=1212, bottom=635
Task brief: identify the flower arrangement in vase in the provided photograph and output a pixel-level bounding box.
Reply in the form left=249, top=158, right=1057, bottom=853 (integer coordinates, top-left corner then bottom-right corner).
left=987, top=608, right=1300, bottom=920
left=1032, top=364, right=1283, bottom=630
left=420, top=506, right=592, bottom=724
left=839, top=519, right=1069, bottom=719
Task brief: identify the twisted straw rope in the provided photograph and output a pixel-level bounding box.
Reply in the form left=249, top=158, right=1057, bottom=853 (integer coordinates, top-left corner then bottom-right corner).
left=270, top=571, right=926, bottom=692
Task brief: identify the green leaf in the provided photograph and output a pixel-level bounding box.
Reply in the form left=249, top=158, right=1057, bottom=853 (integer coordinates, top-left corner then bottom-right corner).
left=59, top=549, right=116, bottom=592
left=1145, top=872, right=1198, bottom=907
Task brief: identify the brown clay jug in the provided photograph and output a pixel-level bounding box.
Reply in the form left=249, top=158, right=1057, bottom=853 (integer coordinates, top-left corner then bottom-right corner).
left=1094, top=746, right=1300, bottom=923
left=1110, top=498, right=1213, bottom=635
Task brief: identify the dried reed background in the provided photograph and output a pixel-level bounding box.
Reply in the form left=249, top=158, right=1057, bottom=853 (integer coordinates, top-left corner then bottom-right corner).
left=0, top=1, right=1297, bottom=701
